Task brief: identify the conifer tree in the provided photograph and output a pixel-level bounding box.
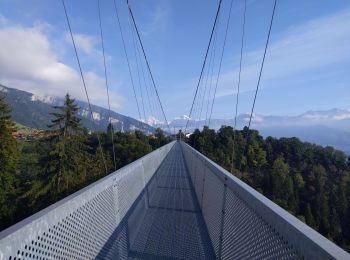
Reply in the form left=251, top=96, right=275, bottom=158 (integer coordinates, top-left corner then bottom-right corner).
left=47, top=94, right=87, bottom=196
left=106, top=122, right=114, bottom=144
left=27, top=93, right=90, bottom=202
left=0, top=95, right=18, bottom=229
left=48, top=93, right=81, bottom=136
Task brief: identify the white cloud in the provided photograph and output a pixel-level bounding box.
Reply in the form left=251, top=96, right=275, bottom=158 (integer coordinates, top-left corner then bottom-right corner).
left=301, top=109, right=350, bottom=121
left=243, top=113, right=264, bottom=123
left=174, top=115, right=191, bottom=120
left=63, top=32, right=109, bottom=64
left=69, top=33, right=97, bottom=55
left=215, top=8, right=350, bottom=98
left=139, top=2, right=170, bottom=36
left=0, top=19, right=122, bottom=109
left=334, top=114, right=350, bottom=120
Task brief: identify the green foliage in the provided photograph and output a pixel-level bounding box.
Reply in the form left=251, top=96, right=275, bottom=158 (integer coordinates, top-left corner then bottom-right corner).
left=176, top=129, right=185, bottom=141
left=1, top=85, right=155, bottom=133
left=188, top=126, right=350, bottom=252
left=48, top=93, right=81, bottom=136
left=0, top=95, right=19, bottom=229
left=23, top=95, right=95, bottom=208
left=0, top=93, right=171, bottom=232
left=149, top=128, right=172, bottom=149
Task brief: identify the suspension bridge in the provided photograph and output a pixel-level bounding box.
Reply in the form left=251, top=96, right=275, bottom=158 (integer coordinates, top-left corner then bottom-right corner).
left=1, top=0, right=349, bottom=259
left=0, top=142, right=348, bottom=259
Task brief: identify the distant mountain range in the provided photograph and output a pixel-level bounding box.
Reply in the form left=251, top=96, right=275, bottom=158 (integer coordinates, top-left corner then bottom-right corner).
left=156, top=110, right=350, bottom=154
left=0, top=85, right=155, bottom=133
left=2, top=84, right=350, bottom=154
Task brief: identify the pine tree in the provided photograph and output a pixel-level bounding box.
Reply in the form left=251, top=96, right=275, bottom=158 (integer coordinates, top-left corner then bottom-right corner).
left=48, top=94, right=83, bottom=192
left=48, top=93, right=81, bottom=136
left=305, top=203, right=316, bottom=228
left=29, top=94, right=89, bottom=201
left=185, top=125, right=350, bottom=251
left=271, top=157, right=289, bottom=199
left=106, top=122, right=115, bottom=145
left=0, top=95, right=19, bottom=229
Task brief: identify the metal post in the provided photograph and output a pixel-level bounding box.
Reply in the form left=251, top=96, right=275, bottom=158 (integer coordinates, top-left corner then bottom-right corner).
left=145, top=185, right=150, bottom=208
left=193, top=158, right=198, bottom=192
left=200, top=160, right=207, bottom=209
left=218, top=176, right=228, bottom=259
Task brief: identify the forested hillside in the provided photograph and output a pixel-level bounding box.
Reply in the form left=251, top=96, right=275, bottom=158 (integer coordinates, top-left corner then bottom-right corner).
left=0, top=85, right=154, bottom=133
left=0, top=94, right=171, bottom=231
left=2, top=91, right=350, bottom=252
left=188, top=126, right=350, bottom=252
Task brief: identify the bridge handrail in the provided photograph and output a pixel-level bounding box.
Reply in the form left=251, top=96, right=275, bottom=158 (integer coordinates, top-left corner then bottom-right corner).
left=0, top=141, right=175, bottom=259
left=180, top=141, right=349, bottom=260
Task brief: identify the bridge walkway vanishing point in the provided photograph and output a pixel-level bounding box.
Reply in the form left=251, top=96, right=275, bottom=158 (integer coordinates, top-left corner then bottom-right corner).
left=99, top=143, right=215, bottom=259
left=1, top=141, right=349, bottom=260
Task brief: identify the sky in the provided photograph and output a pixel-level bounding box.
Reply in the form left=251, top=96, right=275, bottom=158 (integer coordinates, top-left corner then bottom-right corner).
left=0, top=0, right=350, bottom=123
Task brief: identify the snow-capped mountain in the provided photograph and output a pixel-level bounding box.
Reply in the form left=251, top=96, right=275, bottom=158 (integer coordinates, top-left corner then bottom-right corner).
left=0, top=85, right=155, bottom=133
left=156, top=110, right=350, bottom=154
left=162, top=109, right=350, bottom=130
left=30, top=94, right=58, bottom=104
left=173, top=115, right=192, bottom=121
left=146, top=116, right=164, bottom=126
left=301, top=109, right=350, bottom=121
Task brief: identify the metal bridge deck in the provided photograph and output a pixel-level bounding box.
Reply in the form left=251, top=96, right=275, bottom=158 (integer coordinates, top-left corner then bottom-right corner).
left=1, top=142, right=348, bottom=259
left=127, top=143, right=215, bottom=259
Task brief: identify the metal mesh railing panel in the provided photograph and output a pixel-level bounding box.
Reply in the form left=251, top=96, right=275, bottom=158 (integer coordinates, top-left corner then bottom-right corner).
left=116, top=163, right=145, bottom=220
left=201, top=168, right=225, bottom=258
left=0, top=142, right=175, bottom=260
left=194, top=163, right=205, bottom=205
left=2, top=141, right=349, bottom=259
left=221, top=187, right=300, bottom=259
left=180, top=142, right=350, bottom=260
left=181, top=143, right=300, bottom=259
left=6, top=187, right=116, bottom=260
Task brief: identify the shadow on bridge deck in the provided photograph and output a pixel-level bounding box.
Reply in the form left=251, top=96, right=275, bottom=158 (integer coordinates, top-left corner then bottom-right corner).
left=97, top=143, right=215, bottom=259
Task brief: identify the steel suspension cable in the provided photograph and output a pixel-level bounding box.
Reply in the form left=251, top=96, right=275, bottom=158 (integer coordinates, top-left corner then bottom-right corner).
left=133, top=23, right=157, bottom=126
left=194, top=17, right=219, bottom=131
left=205, top=27, right=219, bottom=127
left=147, top=65, right=165, bottom=130
left=97, top=0, right=117, bottom=171
left=247, top=0, right=277, bottom=130
left=130, top=21, right=147, bottom=122
left=198, top=52, right=212, bottom=128
left=198, top=25, right=218, bottom=129
left=148, top=73, right=160, bottom=124
left=205, top=29, right=219, bottom=126
left=192, top=64, right=204, bottom=130
left=239, top=0, right=277, bottom=173
left=137, top=40, right=155, bottom=122
left=192, top=17, right=219, bottom=131
left=61, top=0, right=108, bottom=174
left=127, top=0, right=171, bottom=134
left=230, top=0, right=247, bottom=174
left=184, top=0, right=223, bottom=134
left=208, top=0, right=235, bottom=127
left=112, top=0, right=142, bottom=121
left=145, top=68, right=162, bottom=129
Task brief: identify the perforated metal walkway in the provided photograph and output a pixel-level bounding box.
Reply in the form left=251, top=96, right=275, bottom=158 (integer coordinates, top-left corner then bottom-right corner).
left=97, top=143, right=215, bottom=259
left=128, top=144, right=215, bottom=259
left=2, top=142, right=348, bottom=259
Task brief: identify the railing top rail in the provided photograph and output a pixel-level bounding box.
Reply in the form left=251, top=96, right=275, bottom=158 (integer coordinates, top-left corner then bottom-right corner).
left=0, top=141, right=176, bottom=241
left=181, top=141, right=349, bottom=260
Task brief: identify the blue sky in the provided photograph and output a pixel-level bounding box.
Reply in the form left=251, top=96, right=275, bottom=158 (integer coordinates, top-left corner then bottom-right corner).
left=0, top=0, right=349, bottom=123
